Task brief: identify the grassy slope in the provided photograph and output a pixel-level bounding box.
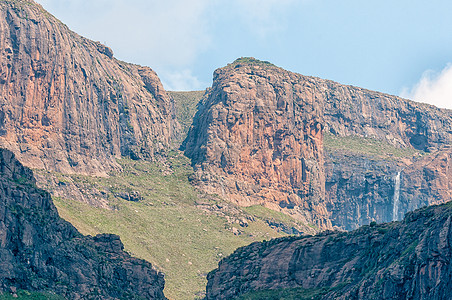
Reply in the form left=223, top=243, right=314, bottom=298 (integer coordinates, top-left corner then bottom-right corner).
left=36, top=152, right=302, bottom=300
left=324, top=133, right=424, bottom=159
left=168, top=90, right=205, bottom=146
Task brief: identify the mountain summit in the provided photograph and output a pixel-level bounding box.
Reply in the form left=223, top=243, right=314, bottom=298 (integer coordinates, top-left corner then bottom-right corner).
left=0, top=0, right=179, bottom=176
left=184, top=57, right=452, bottom=231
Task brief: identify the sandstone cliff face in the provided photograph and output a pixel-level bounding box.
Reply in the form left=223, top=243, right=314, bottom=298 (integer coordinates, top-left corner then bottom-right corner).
left=0, top=148, right=165, bottom=299
left=184, top=59, right=329, bottom=229
left=325, top=151, right=402, bottom=230
left=325, top=144, right=452, bottom=231
left=185, top=58, right=452, bottom=232
left=324, top=82, right=452, bottom=151
left=399, top=147, right=452, bottom=216
left=206, top=202, right=452, bottom=300
left=0, top=0, right=178, bottom=176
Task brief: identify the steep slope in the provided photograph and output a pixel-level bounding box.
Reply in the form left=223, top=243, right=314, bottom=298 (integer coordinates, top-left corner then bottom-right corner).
left=0, top=0, right=178, bottom=176
left=183, top=58, right=329, bottom=229
left=168, top=90, right=206, bottom=147
left=324, top=81, right=452, bottom=151
left=400, top=146, right=452, bottom=214
left=206, top=201, right=452, bottom=300
left=0, top=148, right=165, bottom=299
left=35, top=151, right=315, bottom=300
left=184, top=57, right=452, bottom=231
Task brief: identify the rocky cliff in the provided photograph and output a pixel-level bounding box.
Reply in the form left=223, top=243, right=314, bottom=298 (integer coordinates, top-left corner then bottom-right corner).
left=184, top=58, right=329, bottom=229
left=0, top=148, right=165, bottom=299
left=324, top=150, right=402, bottom=231
left=399, top=146, right=452, bottom=216
left=324, top=82, right=452, bottom=151
left=0, top=0, right=178, bottom=176
left=184, top=57, right=452, bottom=231
left=206, top=201, right=452, bottom=299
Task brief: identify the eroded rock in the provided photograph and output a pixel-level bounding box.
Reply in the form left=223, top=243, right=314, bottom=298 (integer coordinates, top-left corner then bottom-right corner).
left=0, top=148, right=166, bottom=299
left=206, top=202, right=452, bottom=299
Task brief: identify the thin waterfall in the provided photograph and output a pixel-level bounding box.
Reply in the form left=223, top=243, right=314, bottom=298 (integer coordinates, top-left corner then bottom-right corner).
left=392, top=172, right=401, bottom=221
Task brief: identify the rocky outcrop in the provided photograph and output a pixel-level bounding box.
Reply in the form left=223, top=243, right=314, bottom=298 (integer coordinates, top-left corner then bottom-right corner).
left=206, top=201, right=452, bottom=299
left=399, top=147, right=452, bottom=217
left=0, top=0, right=178, bottom=176
left=325, top=151, right=403, bottom=230
left=184, top=57, right=452, bottom=232
left=324, top=83, right=452, bottom=152
left=184, top=58, right=329, bottom=229
left=324, top=143, right=452, bottom=231
left=0, top=148, right=165, bottom=299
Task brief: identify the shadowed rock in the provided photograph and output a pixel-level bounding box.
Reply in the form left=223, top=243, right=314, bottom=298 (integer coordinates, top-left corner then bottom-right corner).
left=0, top=148, right=166, bottom=299
left=207, top=201, right=452, bottom=300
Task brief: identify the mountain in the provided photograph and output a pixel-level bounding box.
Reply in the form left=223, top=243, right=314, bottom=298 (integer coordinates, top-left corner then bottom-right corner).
left=206, top=201, right=452, bottom=299
left=2, top=0, right=452, bottom=298
left=184, top=57, right=452, bottom=231
left=183, top=58, right=328, bottom=229
left=0, top=0, right=179, bottom=176
left=0, top=148, right=165, bottom=299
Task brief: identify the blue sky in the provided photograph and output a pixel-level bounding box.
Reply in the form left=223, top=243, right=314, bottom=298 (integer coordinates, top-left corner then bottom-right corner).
left=35, top=0, right=452, bottom=109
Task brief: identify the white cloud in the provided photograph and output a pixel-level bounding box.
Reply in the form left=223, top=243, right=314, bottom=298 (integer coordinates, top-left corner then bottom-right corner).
left=401, top=64, right=452, bottom=110
left=33, top=0, right=308, bottom=90
left=35, top=0, right=212, bottom=68
left=160, top=69, right=207, bottom=91
left=230, top=0, right=298, bottom=37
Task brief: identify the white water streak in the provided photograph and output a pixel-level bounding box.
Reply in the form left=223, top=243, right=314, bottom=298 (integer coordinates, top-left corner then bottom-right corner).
left=392, top=172, right=401, bottom=221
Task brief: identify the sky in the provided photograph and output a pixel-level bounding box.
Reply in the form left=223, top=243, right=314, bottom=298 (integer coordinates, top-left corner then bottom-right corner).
left=34, top=0, right=452, bottom=109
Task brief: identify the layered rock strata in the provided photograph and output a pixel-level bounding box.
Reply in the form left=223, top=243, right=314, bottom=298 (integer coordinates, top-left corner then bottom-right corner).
left=206, top=201, right=452, bottom=300
left=0, top=0, right=178, bottom=176
left=0, top=148, right=166, bottom=299
left=324, top=151, right=402, bottom=230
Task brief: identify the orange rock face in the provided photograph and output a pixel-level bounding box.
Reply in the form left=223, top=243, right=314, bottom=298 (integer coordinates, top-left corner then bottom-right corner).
left=185, top=58, right=452, bottom=231
left=324, top=83, right=452, bottom=151
left=0, top=0, right=178, bottom=176
left=400, top=147, right=452, bottom=213
left=184, top=60, right=330, bottom=228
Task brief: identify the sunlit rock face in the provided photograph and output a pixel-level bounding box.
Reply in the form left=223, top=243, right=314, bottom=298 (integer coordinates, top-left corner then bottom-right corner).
left=185, top=57, right=452, bottom=232
left=184, top=59, right=330, bottom=229
left=0, top=0, right=179, bottom=176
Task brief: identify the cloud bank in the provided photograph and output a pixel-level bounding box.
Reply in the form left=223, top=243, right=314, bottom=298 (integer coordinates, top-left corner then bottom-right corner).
left=402, top=64, right=452, bottom=110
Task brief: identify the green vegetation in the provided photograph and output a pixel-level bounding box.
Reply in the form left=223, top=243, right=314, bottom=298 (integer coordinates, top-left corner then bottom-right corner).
left=226, top=57, right=276, bottom=69
left=168, top=90, right=206, bottom=146
left=35, top=151, right=306, bottom=300
left=243, top=205, right=316, bottom=233
left=0, top=290, right=64, bottom=300
left=324, top=133, right=424, bottom=159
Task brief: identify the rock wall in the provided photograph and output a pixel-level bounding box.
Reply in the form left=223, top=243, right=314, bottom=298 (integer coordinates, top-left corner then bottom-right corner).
left=325, top=146, right=452, bottom=231
left=399, top=147, right=452, bottom=216
left=0, top=0, right=178, bottom=176
left=324, top=82, right=452, bottom=151
left=0, top=148, right=166, bottom=299
left=184, top=59, right=329, bottom=229
left=324, top=151, right=402, bottom=230
left=206, top=202, right=452, bottom=300
left=185, top=57, right=452, bottom=231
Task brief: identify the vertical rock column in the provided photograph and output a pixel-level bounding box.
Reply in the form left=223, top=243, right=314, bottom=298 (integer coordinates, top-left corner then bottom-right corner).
left=184, top=59, right=330, bottom=229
